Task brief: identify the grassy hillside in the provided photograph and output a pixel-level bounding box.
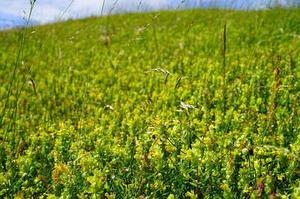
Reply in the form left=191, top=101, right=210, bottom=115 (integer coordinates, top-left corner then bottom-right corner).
left=0, top=8, right=300, bottom=198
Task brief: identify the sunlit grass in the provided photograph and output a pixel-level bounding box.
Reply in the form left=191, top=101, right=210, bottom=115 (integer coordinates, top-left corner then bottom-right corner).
left=0, top=5, right=299, bottom=198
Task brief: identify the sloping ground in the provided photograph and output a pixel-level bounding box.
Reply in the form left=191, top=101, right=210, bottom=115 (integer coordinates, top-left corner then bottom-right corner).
left=0, top=8, right=299, bottom=198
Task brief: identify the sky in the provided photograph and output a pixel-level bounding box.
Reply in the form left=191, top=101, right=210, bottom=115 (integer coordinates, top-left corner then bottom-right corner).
left=0, top=0, right=296, bottom=25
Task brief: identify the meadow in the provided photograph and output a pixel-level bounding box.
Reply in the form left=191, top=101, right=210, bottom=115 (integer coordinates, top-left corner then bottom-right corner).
left=0, top=6, right=300, bottom=198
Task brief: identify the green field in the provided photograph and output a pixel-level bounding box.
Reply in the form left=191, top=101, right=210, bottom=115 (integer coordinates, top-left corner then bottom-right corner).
left=0, top=7, right=300, bottom=198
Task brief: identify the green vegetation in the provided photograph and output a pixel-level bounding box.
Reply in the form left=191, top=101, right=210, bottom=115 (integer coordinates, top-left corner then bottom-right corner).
left=0, top=7, right=300, bottom=198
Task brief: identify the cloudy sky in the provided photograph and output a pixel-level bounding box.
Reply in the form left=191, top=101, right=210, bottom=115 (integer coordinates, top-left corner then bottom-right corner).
left=0, top=0, right=292, bottom=24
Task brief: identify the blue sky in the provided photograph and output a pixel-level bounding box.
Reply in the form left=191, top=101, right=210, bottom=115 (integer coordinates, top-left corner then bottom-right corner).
left=0, top=0, right=295, bottom=24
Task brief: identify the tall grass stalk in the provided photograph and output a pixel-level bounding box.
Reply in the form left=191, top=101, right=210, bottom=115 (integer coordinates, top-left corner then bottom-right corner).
left=58, top=0, right=75, bottom=21
left=0, top=0, right=36, bottom=135
left=268, top=55, right=281, bottom=134
left=222, top=22, right=227, bottom=118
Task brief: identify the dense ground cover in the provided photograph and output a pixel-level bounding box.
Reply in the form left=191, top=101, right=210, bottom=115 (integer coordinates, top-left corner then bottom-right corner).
left=0, top=7, right=300, bottom=198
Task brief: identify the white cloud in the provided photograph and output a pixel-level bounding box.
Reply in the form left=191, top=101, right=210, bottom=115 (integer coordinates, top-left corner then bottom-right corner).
left=0, top=0, right=291, bottom=24
left=1, top=0, right=180, bottom=23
